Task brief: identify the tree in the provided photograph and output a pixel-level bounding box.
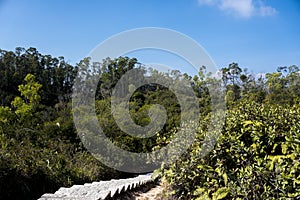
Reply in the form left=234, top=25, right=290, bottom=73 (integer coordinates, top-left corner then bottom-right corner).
left=221, top=63, right=242, bottom=101
left=96, top=57, right=140, bottom=99
left=11, top=74, right=42, bottom=121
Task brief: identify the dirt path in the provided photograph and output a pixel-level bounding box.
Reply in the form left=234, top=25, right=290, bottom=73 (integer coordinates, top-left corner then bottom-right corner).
left=111, top=182, right=170, bottom=200
left=133, top=183, right=164, bottom=200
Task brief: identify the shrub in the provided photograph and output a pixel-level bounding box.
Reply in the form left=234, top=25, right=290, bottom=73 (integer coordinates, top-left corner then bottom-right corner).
left=160, top=100, right=300, bottom=199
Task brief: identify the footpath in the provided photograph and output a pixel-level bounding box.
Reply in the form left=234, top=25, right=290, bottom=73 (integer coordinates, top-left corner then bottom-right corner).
left=38, top=173, right=167, bottom=200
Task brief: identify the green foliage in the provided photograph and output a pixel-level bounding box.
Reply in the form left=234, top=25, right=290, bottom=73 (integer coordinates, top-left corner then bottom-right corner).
left=0, top=47, right=77, bottom=107
left=18, top=74, right=42, bottom=105
left=0, top=72, right=123, bottom=200
left=160, top=101, right=300, bottom=199
left=11, top=74, right=42, bottom=120
left=1, top=47, right=300, bottom=199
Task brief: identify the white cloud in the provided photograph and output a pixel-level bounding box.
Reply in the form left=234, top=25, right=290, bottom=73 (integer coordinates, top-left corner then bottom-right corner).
left=258, top=5, right=277, bottom=16
left=220, top=0, right=254, bottom=18
left=198, top=0, right=215, bottom=5
left=198, top=0, right=277, bottom=18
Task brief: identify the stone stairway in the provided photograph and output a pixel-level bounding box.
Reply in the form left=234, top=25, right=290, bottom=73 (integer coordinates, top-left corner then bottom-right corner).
left=39, top=173, right=153, bottom=200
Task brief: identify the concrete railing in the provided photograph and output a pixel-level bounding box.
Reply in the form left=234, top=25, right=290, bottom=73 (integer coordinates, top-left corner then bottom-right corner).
left=39, top=173, right=153, bottom=200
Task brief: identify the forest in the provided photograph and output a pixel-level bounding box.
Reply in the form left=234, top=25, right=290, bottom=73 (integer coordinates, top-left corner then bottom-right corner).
left=0, top=47, right=299, bottom=199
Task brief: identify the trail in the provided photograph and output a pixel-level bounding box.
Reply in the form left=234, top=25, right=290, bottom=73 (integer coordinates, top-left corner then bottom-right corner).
left=133, top=183, right=164, bottom=200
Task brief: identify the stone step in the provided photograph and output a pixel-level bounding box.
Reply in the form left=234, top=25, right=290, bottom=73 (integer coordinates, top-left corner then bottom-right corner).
left=39, top=173, right=153, bottom=200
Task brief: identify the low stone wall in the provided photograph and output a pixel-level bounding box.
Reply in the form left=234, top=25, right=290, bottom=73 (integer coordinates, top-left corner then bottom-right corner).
left=39, top=173, right=153, bottom=200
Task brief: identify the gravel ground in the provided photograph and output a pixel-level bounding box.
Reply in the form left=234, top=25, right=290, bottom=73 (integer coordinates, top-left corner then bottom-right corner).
left=133, top=183, right=164, bottom=200
left=111, top=181, right=174, bottom=200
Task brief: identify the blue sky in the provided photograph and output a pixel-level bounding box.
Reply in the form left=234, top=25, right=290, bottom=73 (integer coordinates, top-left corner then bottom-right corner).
left=0, top=0, right=299, bottom=74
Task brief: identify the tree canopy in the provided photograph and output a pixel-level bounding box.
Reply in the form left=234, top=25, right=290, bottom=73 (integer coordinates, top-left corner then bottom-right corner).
left=0, top=47, right=299, bottom=199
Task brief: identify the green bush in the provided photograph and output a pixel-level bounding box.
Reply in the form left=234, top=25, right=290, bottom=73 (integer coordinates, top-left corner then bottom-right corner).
left=0, top=74, right=123, bottom=200
left=0, top=135, right=122, bottom=200
left=160, top=100, right=300, bottom=199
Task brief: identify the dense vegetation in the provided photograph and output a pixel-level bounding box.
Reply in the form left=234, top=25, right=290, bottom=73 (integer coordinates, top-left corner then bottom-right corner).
left=0, top=47, right=299, bottom=199
left=0, top=48, right=132, bottom=199
left=159, top=64, right=300, bottom=199
left=160, top=101, right=300, bottom=199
